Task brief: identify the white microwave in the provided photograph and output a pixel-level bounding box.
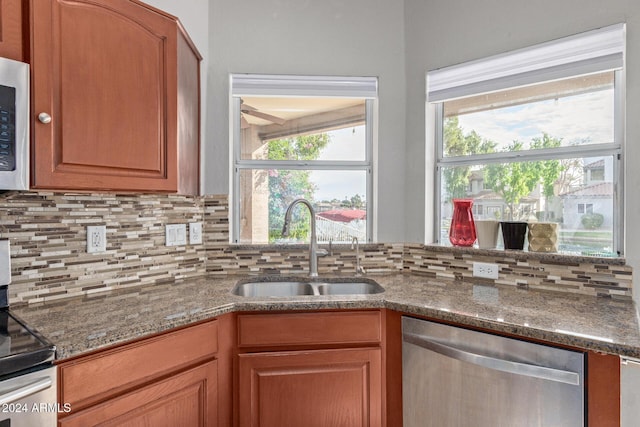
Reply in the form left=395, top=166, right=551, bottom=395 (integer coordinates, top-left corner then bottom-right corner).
left=0, top=57, right=29, bottom=190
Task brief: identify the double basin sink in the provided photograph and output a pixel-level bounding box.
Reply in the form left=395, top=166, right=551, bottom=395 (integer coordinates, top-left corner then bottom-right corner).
left=232, top=277, right=385, bottom=297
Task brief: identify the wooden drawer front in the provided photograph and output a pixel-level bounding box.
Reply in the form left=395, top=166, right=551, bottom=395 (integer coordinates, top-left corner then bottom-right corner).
left=60, top=320, right=218, bottom=410
left=237, top=311, right=381, bottom=348
left=60, top=360, right=217, bottom=427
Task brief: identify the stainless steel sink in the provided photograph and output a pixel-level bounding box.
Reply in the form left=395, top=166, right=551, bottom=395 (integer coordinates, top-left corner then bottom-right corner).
left=315, top=281, right=385, bottom=295
left=232, top=281, right=314, bottom=297
left=231, top=278, right=384, bottom=297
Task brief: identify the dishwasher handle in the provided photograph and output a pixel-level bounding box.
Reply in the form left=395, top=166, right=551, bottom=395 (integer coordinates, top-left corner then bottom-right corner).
left=403, top=332, right=581, bottom=386
left=0, top=377, right=53, bottom=406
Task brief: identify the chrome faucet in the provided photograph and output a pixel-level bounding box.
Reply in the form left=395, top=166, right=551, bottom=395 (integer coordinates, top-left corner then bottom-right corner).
left=351, top=237, right=366, bottom=276
left=282, top=199, right=327, bottom=277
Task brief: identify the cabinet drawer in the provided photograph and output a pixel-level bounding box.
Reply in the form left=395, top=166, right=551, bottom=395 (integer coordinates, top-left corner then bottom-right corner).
left=59, top=360, right=217, bottom=427
left=237, top=311, right=381, bottom=348
left=59, top=320, right=218, bottom=410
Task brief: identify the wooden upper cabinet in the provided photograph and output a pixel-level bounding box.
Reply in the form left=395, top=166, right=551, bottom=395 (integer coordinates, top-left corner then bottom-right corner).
left=30, top=0, right=201, bottom=194
left=0, top=0, right=27, bottom=61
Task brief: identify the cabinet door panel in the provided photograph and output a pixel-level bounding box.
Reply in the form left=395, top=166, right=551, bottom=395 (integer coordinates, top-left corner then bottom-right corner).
left=59, top=360, right=217, bottom=427
left=238, top=348, right=382, bottom=427
left=0, top=0, right=25, bottom=61
left=31, top=0, right=180, bottom=192
left=57, top=2, right=165, bottom=172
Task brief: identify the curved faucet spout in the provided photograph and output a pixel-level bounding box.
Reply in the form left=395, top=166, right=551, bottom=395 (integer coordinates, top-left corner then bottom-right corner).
left=351, top=237, right=365, bottom=276
left=282, top=198, right=324, bottom=277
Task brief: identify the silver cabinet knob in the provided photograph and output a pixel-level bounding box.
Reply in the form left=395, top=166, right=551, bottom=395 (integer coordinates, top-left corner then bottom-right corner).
left=38, top=113, right=52, bottom=124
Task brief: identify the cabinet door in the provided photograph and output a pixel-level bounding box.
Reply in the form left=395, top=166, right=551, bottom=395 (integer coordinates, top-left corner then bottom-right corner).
left=30, top=0, right=181, bottom=192
left=59, top=360, right=217, bottom=427
left=0, top=0, right=26, bottom=61
left=238, top=348, right=382, bottom=427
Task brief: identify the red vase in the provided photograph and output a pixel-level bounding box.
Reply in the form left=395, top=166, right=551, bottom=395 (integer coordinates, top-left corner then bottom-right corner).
left=449, top=199, right=476, bottom=246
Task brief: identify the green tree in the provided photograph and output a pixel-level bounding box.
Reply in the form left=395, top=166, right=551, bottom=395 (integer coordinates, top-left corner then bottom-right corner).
left=266, top=134, right=330, bottom=241
left=530, top=134, right=563, bottom=220
left=350, top=194, right=364, bottom=209
left=443, top=117, right=495, bottom=201
left=484, top=141, right=541, bottom=220
left=484, top=136, right=564, bottom=221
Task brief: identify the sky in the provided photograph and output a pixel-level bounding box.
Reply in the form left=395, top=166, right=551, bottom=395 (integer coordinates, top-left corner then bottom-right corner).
left=309, top=126, right=366, bottom=201
left=455, top=90, right=614, bottom=149
left=306, top=87, right=614, bottom=203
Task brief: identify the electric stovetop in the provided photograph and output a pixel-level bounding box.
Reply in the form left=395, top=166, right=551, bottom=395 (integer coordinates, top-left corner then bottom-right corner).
left=0, top=286, right=55, bottom=379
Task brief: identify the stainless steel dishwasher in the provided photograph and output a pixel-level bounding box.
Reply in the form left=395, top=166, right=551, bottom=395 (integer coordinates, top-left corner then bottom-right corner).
left=402, top=316, right=585, bottom=426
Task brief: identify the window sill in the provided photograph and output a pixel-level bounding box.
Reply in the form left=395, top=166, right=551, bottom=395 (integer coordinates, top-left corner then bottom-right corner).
left=228, top=243, right=625, bottom=266
left=422, top=244, right=625, bottom=266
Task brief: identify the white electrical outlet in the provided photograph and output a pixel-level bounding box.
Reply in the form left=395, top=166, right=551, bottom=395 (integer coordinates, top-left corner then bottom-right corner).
left=189, top=222, right=203, bottom=245
left=87, top=225, right=106, bottom=253
left=166, top=224, right=187, bottom=246
left=472, top=261, right=499, bottom=280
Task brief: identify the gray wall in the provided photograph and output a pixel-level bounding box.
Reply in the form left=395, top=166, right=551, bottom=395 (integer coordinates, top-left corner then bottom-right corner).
left=148, top=0, right=640, bottom=302
left=143, top=0, right=408, bottom=242
left=403, top=0, right=640, bottom=303
left=206, top=0, right=407, bottom=242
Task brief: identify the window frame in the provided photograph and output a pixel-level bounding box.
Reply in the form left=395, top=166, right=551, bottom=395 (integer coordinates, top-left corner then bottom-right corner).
left=230, top=75, right=377, bottom=244
left=433, top=69, right=624, bottom=255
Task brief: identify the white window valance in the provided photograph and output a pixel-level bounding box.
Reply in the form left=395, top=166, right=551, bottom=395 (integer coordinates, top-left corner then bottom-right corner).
left=231, top=74, right=378, bottom=98
left=427, top=23, right=625, bottom=102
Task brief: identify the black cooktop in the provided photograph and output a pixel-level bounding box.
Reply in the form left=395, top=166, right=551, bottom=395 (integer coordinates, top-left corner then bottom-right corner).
left=0, top=286, right=55, bottom=378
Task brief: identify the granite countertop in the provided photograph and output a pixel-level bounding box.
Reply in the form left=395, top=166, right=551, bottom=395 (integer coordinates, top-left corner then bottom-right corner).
left=12, top=272, right=640, bottom=360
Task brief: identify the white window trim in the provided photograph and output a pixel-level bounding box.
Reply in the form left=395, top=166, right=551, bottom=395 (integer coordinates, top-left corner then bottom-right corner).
left=427, top=23, right=625, bottom=102
left=231, top=74, right=378, bottom=98
left=427, top=25, right=626, bottom=256
left=229, top=74, right=377, bottom=244
left=431, top=74, right=624, bottom=254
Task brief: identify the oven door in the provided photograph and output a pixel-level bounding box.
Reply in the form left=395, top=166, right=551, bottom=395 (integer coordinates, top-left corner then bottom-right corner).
left=0, top=366, right=57, bottom=427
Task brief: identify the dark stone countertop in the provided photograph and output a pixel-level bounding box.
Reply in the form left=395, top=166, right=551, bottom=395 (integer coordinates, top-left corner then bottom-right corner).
left=12, top=272, right=640, bottom=360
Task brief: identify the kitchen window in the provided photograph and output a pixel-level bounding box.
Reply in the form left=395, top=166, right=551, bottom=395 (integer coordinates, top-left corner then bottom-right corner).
left=230, top=74, right=377, bottom=244
left=429, top=24, right=625, bottom=256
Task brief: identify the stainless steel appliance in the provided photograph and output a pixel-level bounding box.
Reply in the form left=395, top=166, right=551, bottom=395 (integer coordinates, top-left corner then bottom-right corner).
left=0, top=57, right=29, bottom=190
left=402, top=316, right=585, bottom=427
left=0, top=286, right=56, bottom=426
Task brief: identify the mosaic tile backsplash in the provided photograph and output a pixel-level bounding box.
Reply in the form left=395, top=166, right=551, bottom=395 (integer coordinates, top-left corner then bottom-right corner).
left=0, top=192, right=206, bottom=304
left=0, top=191, right=633, bottom=304
left=404, top=244, right=633, bottom=299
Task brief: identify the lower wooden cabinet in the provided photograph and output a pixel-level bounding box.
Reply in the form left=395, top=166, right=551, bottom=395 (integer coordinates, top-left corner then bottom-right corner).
left=59, top=360, right=217, bottom=427
left=56, top=308, right=623, bottom=426
left=57, top=319, right=225, bottom=427
left=238, top=348, right=382, bottom=427
left=235, top=310, right=384, bottom=427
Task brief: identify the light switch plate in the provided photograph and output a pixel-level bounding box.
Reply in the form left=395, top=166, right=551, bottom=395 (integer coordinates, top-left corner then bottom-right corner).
left=189, top=222, right=203, bottom=245
left=0, top=239, right=11, bottom=285
left=166, top=224, right=187, bottom=246
left=87, top=226, right=107, bottom=253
